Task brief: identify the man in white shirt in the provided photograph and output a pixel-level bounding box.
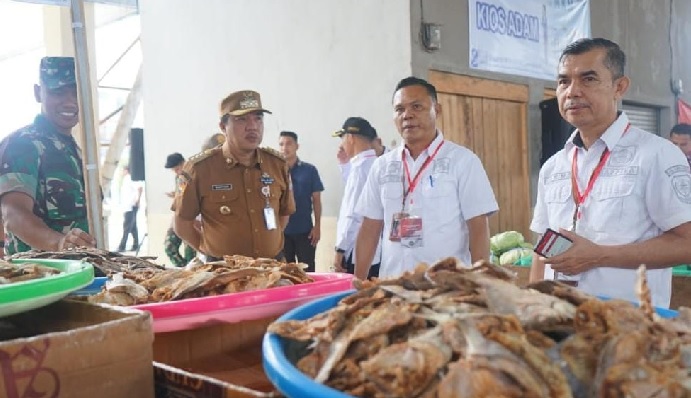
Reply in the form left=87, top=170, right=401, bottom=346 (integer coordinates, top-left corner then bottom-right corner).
left=529, top=38, right=691, bottom=308
left=354, top=77, right=498, bottom=279
left=333, top=117, right=382, bottom=277
left=117, top=166, right=143, bottom=252
left=337, top=137, right=388, bottom=183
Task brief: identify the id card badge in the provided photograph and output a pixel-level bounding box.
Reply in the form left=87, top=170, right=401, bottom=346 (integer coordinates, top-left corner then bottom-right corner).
left=264, top=207, right=277, bottom=230
left=389, top=212, right=408, bottom=242
left=399, top=216, right=423, bottom=248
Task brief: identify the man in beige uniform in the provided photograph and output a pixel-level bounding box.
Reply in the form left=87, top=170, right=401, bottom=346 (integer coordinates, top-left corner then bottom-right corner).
left=173, top=90, right=295, bottom=260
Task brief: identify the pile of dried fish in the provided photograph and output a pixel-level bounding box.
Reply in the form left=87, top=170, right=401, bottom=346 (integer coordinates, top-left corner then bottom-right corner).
left=88, top=255, right=314, bottom=306
left=269, top=258, right=691, bottom=398
left=8, top=248, right=164, bottom=276
left=0, top=260, right=61, bottom=284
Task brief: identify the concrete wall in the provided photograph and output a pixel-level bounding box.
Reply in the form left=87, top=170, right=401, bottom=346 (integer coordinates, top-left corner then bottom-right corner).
left=409, top=0, right=691, bottom=206
left=139, top=0, right=411, bottom=267
left=138, top=0, right=691, bottom=264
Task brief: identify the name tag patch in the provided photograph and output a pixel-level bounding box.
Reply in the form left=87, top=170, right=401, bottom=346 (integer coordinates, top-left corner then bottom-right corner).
left=212, top=184, right=233, bottom=191
left=544, top=172, right=570, bottom=184
left=665, top=165, right=691, bottom=177
left=599, top=166, right=639, bottom=177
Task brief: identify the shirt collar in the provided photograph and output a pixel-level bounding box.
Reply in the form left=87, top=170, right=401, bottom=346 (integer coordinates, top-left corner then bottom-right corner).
left=566, top=112, right=629, bottom=151
left=399, top=131, right=445, bottom=158
left=350, top=149, right=376, bottom=165
left=35, top=114, right=76, bottom=144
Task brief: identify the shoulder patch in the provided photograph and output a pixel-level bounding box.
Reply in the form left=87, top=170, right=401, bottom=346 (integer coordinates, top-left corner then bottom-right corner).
left=176, top=172, right=190, bottom=196
left=187, top=147, right=221, bottom=165
left=260, top=147, right=286, bottom=161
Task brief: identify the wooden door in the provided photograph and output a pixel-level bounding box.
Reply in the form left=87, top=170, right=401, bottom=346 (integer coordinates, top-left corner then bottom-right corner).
left=429, top=71, right=531, bottom=238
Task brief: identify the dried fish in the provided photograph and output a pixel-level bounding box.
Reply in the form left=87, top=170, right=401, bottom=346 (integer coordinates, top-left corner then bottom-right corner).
left=8, top=248, right=164, bottom=276
left=269, top=261, right=691, bottom=397
left=0, top=261, right=62, bottom=284
left=87, top=255, right=314, bottom=305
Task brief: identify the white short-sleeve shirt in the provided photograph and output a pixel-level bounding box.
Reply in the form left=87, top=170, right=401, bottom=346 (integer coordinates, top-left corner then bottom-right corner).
left=531, top=112, right=691, bottom=308
left=335, top=149, right=381, bottom=264
left=355, top=133, right=498, bottom=278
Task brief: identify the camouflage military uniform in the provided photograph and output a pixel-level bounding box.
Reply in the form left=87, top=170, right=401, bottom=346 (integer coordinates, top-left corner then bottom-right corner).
left=0, top=114, right=89, bottom=255
left=164, top=228, right=196, bottom=266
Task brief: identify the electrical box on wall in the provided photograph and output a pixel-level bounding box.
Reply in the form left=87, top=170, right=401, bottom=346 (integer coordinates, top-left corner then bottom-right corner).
left=422, top=23, right=441, bottom=51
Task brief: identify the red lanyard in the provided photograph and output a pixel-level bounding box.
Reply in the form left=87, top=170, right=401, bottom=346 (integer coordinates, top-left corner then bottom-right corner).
left=570, top=123, right=630, bottom=227
left=402, top=140, right=445, bottom=207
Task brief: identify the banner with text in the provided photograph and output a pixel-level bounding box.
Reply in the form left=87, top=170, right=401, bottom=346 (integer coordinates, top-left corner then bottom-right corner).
left=469, top=0, right=590, bottom=81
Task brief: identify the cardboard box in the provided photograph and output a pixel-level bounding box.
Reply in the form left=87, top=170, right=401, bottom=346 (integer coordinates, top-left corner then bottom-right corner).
left=0, top=299, right=154, bottom=398
left=153, top=317, right=279, bottom=398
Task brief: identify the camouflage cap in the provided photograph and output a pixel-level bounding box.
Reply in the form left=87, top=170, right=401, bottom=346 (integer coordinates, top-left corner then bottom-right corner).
left=39, top=56, right=76, bottom=90
left=220, top=90, right=272, bottom=117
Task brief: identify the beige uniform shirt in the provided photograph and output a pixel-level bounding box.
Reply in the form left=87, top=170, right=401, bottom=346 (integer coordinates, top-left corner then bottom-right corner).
left=173, top=147, right=295, bottom=258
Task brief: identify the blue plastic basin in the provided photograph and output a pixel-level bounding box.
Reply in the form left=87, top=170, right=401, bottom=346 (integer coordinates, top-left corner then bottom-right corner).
left=263, top=290, right=354, bottom=398
left=69, top=276, right=107, bottom=296
left=263, top=290, right=679, bottom=398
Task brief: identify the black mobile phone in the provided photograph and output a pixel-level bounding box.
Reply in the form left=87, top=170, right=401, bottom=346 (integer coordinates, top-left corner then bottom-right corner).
left=534, top=228, right=573, bottom=258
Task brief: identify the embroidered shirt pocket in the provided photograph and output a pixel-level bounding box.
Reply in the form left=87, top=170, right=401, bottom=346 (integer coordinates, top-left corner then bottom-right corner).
left=545, top=183, right=571, bottom=204
left=382, top=182, right=403, bottom=200
left=589, top=180, right=635, bottom=232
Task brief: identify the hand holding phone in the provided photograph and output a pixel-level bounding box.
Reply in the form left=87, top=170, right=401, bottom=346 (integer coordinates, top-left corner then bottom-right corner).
left=534, top=228, right=573, bottom=258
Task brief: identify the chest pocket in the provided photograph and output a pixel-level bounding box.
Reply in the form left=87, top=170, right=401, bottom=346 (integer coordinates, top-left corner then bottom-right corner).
left=206, top=188, right=240, bottom=215
left=421, top=175, right=455, bottom=199
left=588, top=179, right=635, bottom=232
left=265, top=184, right=284, bottom=208
left=382, top=182, right=403, bottom=200
left=545, top=182, right=571, bottom=204
left=42, top=146, right=86, bottom=221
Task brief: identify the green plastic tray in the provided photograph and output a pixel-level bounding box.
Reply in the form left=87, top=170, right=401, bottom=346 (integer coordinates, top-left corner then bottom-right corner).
left=0, top=259, right=94, bottom=317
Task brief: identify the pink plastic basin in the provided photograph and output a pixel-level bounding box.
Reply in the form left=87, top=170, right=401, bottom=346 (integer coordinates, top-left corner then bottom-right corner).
left=132, top=272, right=354, bottom=333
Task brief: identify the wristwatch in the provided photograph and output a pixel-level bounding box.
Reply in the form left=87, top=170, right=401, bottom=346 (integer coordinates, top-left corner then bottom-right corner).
left=335, top=247, right=345, bottom=254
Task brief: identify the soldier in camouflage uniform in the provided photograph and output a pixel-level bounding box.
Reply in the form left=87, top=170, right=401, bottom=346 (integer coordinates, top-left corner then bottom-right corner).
left=163, top=152, right=196, bottom=266
left=0, top=57, right=96, bottom=254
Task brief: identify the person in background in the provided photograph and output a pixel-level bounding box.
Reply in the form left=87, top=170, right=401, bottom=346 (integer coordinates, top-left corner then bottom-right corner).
left=337, top=143, right=351, bottom=183
left=0, top=56, right=96, bottom=254
left=163, top=152, right=196, bottom=266
left=173, top=90, right=295, bottom=260
left=279, top=131, right=324, bottom=271
left=117, top=166, right=143, bottom=252
left=337, top=134, right=388, bottom=183
left=529, top=38, right=691, bottom=308
left=373, top=136, right=387, bottom=157
left=669, top=123, right=691, bottom=167
left=333, top=117, right=382, bottom=277
left=354, top=76, right=498, bottom=280
left=201, top=132, right=226, bottom=154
